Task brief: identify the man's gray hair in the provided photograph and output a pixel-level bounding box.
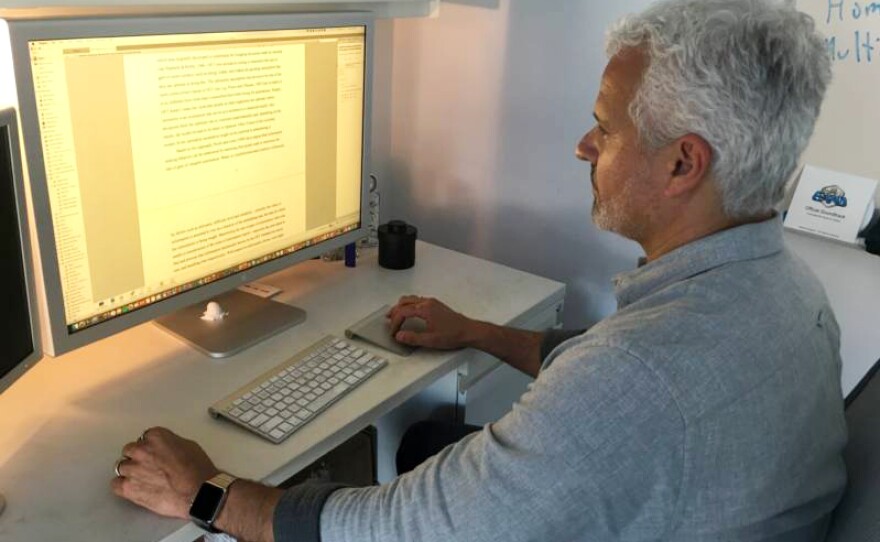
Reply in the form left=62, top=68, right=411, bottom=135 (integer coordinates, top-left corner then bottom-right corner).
left=607, top=0, right=831, bottom=219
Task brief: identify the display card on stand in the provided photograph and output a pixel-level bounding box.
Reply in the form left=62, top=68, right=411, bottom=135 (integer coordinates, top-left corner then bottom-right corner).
left=784, top=165, right=878, bottom=245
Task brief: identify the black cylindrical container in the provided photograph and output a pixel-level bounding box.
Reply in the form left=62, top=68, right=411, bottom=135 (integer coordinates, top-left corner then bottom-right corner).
left=378, top=220, right=417, bottom=269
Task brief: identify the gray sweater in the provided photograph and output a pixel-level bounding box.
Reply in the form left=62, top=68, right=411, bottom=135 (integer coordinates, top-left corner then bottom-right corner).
left=275, top=217, right=847, bottom=542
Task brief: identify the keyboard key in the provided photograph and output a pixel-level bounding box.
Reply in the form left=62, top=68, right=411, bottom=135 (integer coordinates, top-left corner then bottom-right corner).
left=308, top=383, right=350, bottom=412
left=249, top=414, right=269, bottom=428
left=260, top=417, right=283, bottom=432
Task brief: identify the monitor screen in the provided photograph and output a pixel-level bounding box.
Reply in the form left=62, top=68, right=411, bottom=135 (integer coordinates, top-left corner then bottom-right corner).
left=10, top=14, right=372, bottom=355
left=0, top=108, right=40, bottom=391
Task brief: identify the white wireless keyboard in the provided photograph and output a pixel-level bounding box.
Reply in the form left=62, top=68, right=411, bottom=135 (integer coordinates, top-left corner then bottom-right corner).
left=209, top=335, right=388, bottom=444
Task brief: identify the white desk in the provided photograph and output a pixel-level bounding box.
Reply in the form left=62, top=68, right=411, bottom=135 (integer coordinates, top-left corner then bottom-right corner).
left=0, top=242, right=565, bottom=542
left=785, top=232, right=880, bottom=394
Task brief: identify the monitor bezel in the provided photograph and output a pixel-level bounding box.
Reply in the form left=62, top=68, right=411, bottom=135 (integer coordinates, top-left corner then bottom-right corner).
left=8, top=12, right=374, bottom=356
left=0, top=106, right=42, bottom=392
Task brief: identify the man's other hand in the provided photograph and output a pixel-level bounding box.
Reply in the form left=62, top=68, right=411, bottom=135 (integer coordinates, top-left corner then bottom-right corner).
left=387, top=296, right=476, bottom=350
left=111, top=427, right=220, bottom=519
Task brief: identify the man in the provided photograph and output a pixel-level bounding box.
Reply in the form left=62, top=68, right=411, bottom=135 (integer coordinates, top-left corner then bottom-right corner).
left=112, top=0, right=848, bottom=540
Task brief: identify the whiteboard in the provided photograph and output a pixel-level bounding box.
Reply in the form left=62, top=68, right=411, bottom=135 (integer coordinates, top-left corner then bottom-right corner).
left=799, top=0, right=880, bottom=193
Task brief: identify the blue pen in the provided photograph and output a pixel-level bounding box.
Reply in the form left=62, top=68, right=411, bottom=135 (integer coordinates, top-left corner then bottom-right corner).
left=345, top=243, right=357, bottom=268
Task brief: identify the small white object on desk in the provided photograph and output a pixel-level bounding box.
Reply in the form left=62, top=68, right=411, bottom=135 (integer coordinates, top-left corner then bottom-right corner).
left=784, top=165, right=878, bottom=245
left=201, top=301, right=228, bottom=322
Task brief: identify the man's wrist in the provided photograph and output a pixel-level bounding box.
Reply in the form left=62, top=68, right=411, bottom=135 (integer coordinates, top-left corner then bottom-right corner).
left=462, top=319, right=494, bottom=351
left=212, top=478, right=284, bottom=542
left=463, top=321, right=545, bottom=377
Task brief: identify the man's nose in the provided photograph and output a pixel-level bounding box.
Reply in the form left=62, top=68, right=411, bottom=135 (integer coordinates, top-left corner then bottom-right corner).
left=576, top=128, right=597, bottom=162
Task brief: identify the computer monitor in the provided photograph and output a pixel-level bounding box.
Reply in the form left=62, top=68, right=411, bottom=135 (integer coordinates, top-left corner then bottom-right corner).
left=8, top=12, right=373, bottom=357
left=0, top=107, right=41, bottom=393
left=0, top=106, right=42, bottom=516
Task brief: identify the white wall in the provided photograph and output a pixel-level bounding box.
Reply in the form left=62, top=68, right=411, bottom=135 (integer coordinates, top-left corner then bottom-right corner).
left=375, top=0, right=647, bottom=328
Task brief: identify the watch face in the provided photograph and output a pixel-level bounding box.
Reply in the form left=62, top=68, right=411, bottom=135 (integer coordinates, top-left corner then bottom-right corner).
left=190, top=483, right=225, bottom=522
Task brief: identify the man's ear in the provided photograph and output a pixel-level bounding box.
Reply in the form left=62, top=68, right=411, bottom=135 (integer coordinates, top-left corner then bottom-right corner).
left=664, top=134, right=712, bottom=197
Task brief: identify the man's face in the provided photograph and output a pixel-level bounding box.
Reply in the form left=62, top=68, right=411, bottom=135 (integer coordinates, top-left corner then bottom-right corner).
left=576, top=49, right=663, bottom=240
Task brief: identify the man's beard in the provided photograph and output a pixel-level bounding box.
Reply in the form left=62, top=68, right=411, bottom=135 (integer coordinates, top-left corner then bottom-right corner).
left=590, top=165, right=648, bottom=241
left=591, top=165, right=621, bottom=232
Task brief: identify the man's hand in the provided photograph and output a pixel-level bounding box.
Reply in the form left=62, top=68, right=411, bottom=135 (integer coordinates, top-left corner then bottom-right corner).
left=388, top=295, right=546, bottom=378
left=111, top=427, right=220, bottom=519
left=387, top=296, right=476, bottom=350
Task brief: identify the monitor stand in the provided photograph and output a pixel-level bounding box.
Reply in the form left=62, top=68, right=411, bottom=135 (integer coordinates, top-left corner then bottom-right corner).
left=154, top=289, right=306, bottom=358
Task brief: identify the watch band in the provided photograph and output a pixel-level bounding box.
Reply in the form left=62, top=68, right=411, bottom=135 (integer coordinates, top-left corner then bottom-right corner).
left=210, top=472, right=238, bottom=490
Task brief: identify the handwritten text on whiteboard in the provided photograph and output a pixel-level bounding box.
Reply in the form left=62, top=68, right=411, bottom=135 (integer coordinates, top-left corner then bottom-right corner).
left=824, top=0, right=880, bottom=63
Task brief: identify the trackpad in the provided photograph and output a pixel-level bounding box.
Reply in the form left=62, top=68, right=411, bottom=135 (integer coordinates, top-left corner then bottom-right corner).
left=345, top=305, right=426, bottom=357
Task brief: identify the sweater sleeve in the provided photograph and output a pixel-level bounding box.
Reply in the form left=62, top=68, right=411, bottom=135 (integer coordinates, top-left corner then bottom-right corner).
left=272, top=482, right=347, bottom=542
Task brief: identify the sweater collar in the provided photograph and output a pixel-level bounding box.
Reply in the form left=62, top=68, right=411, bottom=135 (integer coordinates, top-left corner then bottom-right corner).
left=613, top=216, right=785, bottom=309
